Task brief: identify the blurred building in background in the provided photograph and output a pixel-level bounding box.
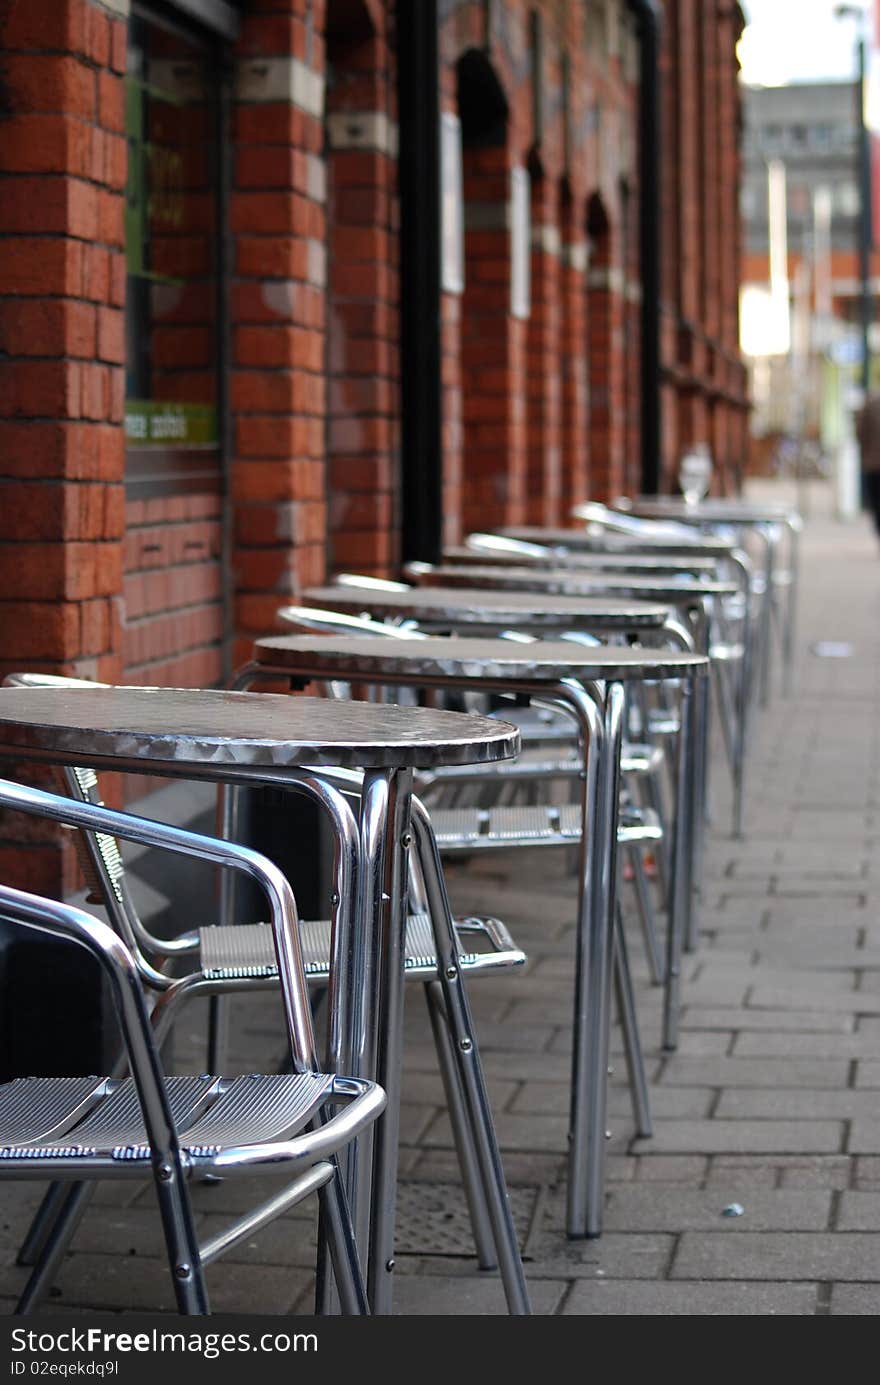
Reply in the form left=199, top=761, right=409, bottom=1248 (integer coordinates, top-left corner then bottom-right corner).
left=0, top=0, right=748, bottom=895
left=739, top=79, right=875, bottom=472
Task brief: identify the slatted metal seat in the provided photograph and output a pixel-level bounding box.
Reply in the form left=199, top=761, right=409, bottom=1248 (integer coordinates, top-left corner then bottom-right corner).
left=0, top=807, right=386, bottom=1317
left=0, top=1072, right=335, bottom=1163
left=199, top=912, right=524, bottom=982
left=429, top=803, right=662, bottom=851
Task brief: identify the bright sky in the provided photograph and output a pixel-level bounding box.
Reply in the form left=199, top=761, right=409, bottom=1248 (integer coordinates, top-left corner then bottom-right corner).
left=739, top=0, right=872, bottom=86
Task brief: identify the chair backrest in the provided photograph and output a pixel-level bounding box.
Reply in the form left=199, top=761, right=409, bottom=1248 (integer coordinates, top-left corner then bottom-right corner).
left=332, top=572, right=411, bottom=593
left=276, top=605, right=427, bottom=639
left=465, top=532, right=551, bottom=558
left=570, top=501, right=698, bottom=542
left=0, top=673, right=184, bottom=981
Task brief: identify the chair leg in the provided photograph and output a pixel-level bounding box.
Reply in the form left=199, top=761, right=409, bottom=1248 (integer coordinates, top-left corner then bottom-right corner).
left=316, top=1164, right=370, bottom=1315
left=637, top=764, right=670, bottom=897
left=16, top=1182, right=67, bottom=1267
left=15, top=1183, right=95, bottom=1315
left=412, top=809, right=531, bottom=1315
left=613, top=906, right=652, bottom=1139
left=424, top=980, right=498, bottom=1271
left=627, top=843, right=664, bottom=985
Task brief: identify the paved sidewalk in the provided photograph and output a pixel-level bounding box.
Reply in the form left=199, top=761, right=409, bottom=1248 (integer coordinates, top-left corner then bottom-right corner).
left=2, top=478, right=879, bottom=1316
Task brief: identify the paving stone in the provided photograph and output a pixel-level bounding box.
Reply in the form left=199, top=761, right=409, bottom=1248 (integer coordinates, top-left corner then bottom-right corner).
left=716, top=1090, right=880, bottom=1120
left=600, top=1188, right=831, bottom=1232
left=673, top=1232, right=880, bottom=1281
left=847, top=1121, right=880, bottom=1154
left=775, top=1157, right=855, bottom=1190
left=633, top=1155, right=708, bottom=1183
left=511, top=1081, right=713, bottom=1119
left=522, top=1232, right=674, bottom=1280
left=411, top=1148, right=570, bottom=1186
left=657, top=1057, right=850, bottom=1088
left=747, top=986, right=880, bottom=1014
left=391, top=1274, right=567, bottom=1315
left=829, top=1284, right=880, bottom=1314
left=0, top=1253, right=310, bottom=1314
left=682, top=1007, right=854, bottom=1034
left=854, top=1156, right=880, bottom=1187
left=835, top=1192, right=880, bottom=1230
left=632, top=1120, right=843, bottom=1155
left=561, top=1279, right=818, bottom=1314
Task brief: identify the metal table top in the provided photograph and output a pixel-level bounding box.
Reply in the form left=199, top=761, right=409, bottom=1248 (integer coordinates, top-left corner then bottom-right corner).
left=443, top=545, right=718, bottom=576
left=254, top=635, right=710, bottom=684
left=621, top=497, right=800, bottom=527
left=0, top=686, right=520, bottom=773
left=302, top=584, right=672, bottom=631
left=497, top=526, right=739, bottom=560
left=409, top=564, right=738, bottom=603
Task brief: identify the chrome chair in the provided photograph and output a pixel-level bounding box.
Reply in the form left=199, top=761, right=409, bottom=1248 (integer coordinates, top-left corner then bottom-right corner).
left=3, top=674, right=530, bottom=1315
left=0, top=779, right=385, bottom=1316
left=274, top=603, right=668, bottom=1129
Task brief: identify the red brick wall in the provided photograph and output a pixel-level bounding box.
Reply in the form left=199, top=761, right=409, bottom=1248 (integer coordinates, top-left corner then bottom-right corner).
left=559, top=193, right=590, bottom=513
left=587, top=197, right=627, bottom=501
left=525, top=177, right=562, bottom=525
left=662, top=0, right=749, bottom=492
left=230, top=0, right=330, bottom=666
left=460, top=144, right=528, bottom=534
left=325, top=13, right=400, bottom=576
left=0, top=0, right=751, bottom=899
left=0, top=0, right=126, bottom=892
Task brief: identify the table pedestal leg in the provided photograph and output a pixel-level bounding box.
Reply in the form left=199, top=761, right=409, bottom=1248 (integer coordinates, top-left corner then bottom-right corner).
left=365, top=767, right=413, bottom=1315
left=662, top=677, right=695, bottom=1051
left=565, top=679, right=624, bottom=1239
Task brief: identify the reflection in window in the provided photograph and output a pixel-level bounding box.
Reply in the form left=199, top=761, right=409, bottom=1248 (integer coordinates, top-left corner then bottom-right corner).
left=125, top=14, right=219, bottom=462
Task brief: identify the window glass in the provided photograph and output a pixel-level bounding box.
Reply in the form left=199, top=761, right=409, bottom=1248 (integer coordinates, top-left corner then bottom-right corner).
left=125, top=12, right=220, bottom=485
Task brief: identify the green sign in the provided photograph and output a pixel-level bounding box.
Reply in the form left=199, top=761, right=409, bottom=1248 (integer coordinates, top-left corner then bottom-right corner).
left=125, top=401, right=218, bottom=448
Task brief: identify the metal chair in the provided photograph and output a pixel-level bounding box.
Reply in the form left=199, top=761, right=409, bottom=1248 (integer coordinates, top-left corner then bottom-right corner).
left=0, top=779, right=386, bottom=1316
left=273, top=607, right=667, bottom=1125
left=2, top=674, right=531, bottom=1315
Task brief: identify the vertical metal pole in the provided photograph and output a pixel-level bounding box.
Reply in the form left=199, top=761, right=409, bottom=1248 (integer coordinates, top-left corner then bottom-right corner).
left=367, top=768, right=413, bottom=1314
left=397, top=0, right=443, bottom=564
left=858, top=35, right=873, bottom=403
left=566, top=680, right=625, bottom=1239
left=663, top=676, right=694, bottom=1052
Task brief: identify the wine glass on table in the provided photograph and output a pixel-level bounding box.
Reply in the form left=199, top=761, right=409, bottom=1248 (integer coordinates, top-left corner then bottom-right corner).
left=678, top=445, right=713, bottom=507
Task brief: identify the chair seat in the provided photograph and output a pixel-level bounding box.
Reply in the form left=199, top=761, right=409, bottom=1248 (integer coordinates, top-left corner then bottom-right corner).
left=199, top=912, right=526, bottom=983
left=429, top=803, right=662, bottom=851
left=0, top=1072, right=335, bottom=1166
left=420, top=740, right=663, bottom=788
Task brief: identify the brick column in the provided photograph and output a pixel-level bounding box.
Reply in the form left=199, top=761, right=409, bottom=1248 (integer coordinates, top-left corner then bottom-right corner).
left=559, top=193, right=590, bottom=513
left=0, top=0, right=127, bottom=893
left=325, top=26, right=399, bottom=576
left=586, top=200, right=626, bottom=501
left=460, top=145, right=528, bottom=534
left=525, top=177, right=562, bottom=525
left=230, top=2, right=328, bottom=666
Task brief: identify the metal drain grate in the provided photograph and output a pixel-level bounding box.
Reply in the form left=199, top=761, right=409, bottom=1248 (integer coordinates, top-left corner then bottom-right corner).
left=393, top=1180, right=539, bottom=1257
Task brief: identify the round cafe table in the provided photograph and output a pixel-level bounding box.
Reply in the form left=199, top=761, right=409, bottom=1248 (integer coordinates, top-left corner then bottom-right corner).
left=302, top=582, right=675, bottom=634
left=240, top=634, right=709, bottom=1240
left=442, top=544, right=720, bottom=577
left=401, top=563, right=747, bottom=840
left=0, top=684, right=518, bottom=1315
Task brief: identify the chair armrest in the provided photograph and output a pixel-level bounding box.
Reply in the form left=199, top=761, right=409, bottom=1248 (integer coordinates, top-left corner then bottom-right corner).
left=0, top=884, right=188, bottom=1176
left=0, top=777, right=318, bottom=1074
